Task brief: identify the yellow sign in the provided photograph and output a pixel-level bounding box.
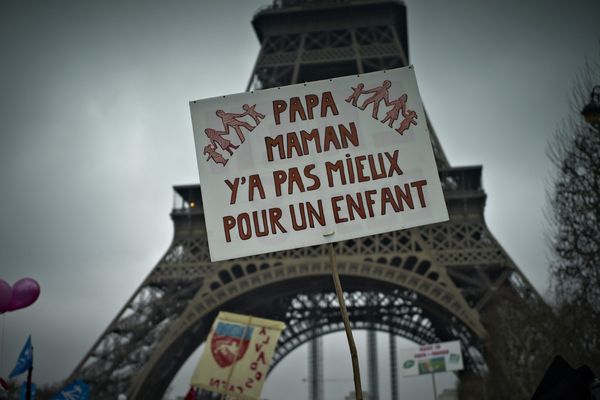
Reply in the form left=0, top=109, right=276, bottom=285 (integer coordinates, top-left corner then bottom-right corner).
left=191, top=311, right=286, bottom=399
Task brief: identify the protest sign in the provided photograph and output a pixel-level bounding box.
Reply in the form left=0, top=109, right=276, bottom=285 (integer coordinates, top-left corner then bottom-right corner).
left=190, top=311, right=285, bottom=400
left=190, top=66, right=448, bottom=261
left=399, top=340, right=463, bottom=377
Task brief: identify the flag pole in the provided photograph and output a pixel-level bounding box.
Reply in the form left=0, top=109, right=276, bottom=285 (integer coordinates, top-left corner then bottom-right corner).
left=431, top=372, right=438, bottom=400
left=26, top=366, right=32, bottom=400
left=327, top=241, right=363, bottom=400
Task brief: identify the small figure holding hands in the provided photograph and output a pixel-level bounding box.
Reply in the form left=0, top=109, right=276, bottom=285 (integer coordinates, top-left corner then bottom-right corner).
left=381, top=94, right=408, bottom=127
left=359, top=79, right=392, bottom=120
left=203, top=144, right=228, bottom=166
left=205, top=128, right=239, bottom=155
left=345, top=83, right=365, bottom=106
left=396, top=110, right=418, bottom=135
left=242, top=104, right=265, bottom=125
left=216, top=109, right=254, bottom=143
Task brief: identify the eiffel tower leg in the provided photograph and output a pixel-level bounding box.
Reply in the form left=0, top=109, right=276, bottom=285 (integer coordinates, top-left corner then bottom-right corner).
left=367, top=329, right=379, bottom=400
left=308, top=335, right=323, bottom=400
left=389, top=333, right=399, bottom=400
left=308, top=294, right=323, bottom=400
left=68, top=267, right=204, bottom=398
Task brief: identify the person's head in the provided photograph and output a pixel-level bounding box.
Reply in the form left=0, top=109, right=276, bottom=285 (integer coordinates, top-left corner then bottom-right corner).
left=216, top=109, right=224, bottom=117
left=242, top=104, right=250, bottom=111
left=383, top=80, right=391, bottom=88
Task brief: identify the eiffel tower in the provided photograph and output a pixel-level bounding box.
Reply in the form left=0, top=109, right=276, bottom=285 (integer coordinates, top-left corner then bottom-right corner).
left=70, top=1, right=536, bottom=399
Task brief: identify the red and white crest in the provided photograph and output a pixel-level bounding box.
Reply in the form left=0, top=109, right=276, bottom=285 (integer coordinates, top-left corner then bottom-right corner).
left=210, top=322, right=253, bottom=368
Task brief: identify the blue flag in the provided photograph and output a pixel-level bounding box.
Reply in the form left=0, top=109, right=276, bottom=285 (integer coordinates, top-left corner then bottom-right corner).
left=53, top=380, right=90, bottom=400
left=20, top=382, right=36, bottom=400
left=10, top=335, right=33, bottom=378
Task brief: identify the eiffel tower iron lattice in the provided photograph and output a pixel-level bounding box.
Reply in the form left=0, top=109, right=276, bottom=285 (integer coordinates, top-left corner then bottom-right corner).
left=69, top=1, right=537, bottom=399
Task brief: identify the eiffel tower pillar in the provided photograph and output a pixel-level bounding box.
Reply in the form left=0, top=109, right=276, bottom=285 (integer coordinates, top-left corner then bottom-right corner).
left=308, top=294, right=324, bottom=400
left=69, top=1, right=538, bottom=399
left=389, top=333, right=399, bottom=400
left=367, top=329, right=379, bottom=400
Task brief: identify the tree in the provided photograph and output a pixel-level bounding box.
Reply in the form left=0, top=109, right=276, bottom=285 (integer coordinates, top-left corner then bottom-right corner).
left=460, top=292, right=563, bottom=400
left=546, top=50, right=600, bottom=373
left=459, top=50, right=600, bottom=400
left=547, top=52, right=600, bottom=310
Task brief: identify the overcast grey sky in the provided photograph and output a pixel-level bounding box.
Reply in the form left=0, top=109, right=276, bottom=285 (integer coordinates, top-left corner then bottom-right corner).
left=0, top=0, right=599, bottom=399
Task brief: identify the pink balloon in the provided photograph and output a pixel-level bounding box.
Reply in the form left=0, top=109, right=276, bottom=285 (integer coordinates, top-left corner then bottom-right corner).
left=0, top=279, right=11, bottom=313
left=8, top=278, right=40, bottom=311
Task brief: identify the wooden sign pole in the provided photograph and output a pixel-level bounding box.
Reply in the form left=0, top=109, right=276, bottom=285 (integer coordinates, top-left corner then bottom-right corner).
left=328, top=242, right=363, bottom=400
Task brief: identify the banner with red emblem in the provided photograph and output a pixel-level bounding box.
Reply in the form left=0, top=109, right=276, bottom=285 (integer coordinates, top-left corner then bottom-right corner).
left=191, top=311, right=285, bottom=400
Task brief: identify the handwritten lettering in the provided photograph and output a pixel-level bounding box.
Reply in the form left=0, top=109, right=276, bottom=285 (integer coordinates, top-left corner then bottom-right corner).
left=272, top=91, right=339, bottom=126
left=265, top=122, right=358, bottom=162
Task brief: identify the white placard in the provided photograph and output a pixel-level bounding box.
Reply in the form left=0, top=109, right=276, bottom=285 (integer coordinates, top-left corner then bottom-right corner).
left=190, top=66, right=448, bottom=261
left=399, top=340, right=464, bottom=376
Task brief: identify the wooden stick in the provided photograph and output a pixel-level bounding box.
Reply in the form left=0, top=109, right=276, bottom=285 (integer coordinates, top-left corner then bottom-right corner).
left=328, top=242, right=363, bottom=400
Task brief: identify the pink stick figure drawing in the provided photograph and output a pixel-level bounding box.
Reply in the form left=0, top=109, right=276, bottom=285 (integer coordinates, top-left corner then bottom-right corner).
left=203, top=144, right=228, bottom=166
left=359, top=79, right=392, bottom=119
left=205, top=128, right=239, bottom=155
left=345, top=83, right=365, bottom=106
left=216, top=109, right=254, bottom=143
left=381, top=94, right=408, bottom=127
left=242, top=104, right=265, bottom=125
left=395, top=110, right=418, bottom=135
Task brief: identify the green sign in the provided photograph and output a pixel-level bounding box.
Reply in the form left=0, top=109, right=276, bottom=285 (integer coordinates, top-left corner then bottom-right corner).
left=449, top=353, right=460, bottom=364
left=399, top=340, right=464, bottom=377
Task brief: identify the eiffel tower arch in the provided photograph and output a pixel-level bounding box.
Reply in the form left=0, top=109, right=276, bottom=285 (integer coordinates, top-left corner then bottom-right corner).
left=70, top=1, right=537, bottom=398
